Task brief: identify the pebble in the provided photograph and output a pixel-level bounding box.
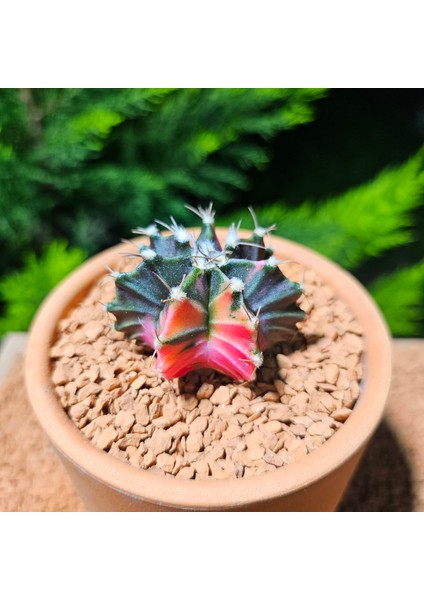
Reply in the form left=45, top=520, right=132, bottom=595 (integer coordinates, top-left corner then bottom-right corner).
left=190, top=416, right=208, bottom=434
left=135, top=405, right=150, bottom=426
left=324, top=364, right=339, bottom=385
left=115, top=410, right=135, bottom=433
left=186, top=432, right=204, bottom=453
left=156, top=453, right=175, bottom=473
left=268, top=405, right=292, bottom=423
left=149, top=429, right=172, bottom=455
left=307, top=422, right=334, bottom=439
left=210, top=386, right=231, bottom=406
left=332, top=408, right=353, bottom=422
left=276, top=354, right=292, bottom=369
left=194, top=460, right=210, bottom=477
left=176, top=466, right=195, bottom=479
left=196, top=383, right=214, bottom=400
left=95, top=426, right=119, bottom=450
left=82, top=322, right=104, bottom=341
left=131, top=375, right=147, bottom=390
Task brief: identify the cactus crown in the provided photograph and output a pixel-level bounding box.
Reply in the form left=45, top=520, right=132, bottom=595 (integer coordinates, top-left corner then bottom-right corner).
left=107, top=205, right=305, bottom=381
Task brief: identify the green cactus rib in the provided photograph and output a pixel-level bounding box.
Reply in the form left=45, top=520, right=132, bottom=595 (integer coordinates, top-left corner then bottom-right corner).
left=107, top=205, right=305, bottom=380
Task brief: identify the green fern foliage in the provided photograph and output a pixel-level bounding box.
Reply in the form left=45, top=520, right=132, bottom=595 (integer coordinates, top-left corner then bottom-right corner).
left=225, top=149, right=424, bottom=336
left=0, top=88, right=326, bottom=272
left=0, top=241, right=86, bottom=335
left=369, top=262, right=424, bottom=336
left=239, top=150, right=424, bottom=270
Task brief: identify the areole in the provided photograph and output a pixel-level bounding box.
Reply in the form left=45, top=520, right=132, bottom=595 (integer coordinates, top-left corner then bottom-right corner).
left=25, top=230, right=392, bottom=511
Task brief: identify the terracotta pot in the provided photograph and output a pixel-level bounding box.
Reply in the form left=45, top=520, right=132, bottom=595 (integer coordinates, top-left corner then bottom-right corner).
left=25, top=230, right=392, bottom=511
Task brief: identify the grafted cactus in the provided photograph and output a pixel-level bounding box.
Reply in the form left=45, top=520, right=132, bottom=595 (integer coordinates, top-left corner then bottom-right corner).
left=107, top=205, right=305, bottom=381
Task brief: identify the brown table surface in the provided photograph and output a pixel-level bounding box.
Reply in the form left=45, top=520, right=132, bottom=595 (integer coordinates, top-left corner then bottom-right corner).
left=0, top=334, right=423, bottom=511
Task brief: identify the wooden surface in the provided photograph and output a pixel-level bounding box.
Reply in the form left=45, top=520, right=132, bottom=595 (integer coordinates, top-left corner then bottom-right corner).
left=0, top=334, right=423, bottom=511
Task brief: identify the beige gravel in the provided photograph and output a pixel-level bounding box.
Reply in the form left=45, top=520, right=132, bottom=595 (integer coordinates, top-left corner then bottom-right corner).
left=49, top=259, right=364, bottom=480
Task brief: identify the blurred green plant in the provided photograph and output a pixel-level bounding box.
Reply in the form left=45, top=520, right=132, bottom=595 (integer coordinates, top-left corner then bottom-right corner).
left=369, top=261, right=424, bottom=336
left=0, top=88, right=423, bottom=337
left=0, top=241, right=86, bottom=335
left=0, top=88, right=326, bottom=264
left=225, top=149, right=424, bottom=336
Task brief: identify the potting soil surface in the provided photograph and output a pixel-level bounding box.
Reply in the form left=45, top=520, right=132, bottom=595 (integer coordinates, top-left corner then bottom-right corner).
left=48, top=262, right=364, bottom=480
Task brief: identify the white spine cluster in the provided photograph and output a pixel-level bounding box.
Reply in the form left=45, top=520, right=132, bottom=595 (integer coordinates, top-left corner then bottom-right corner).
left=230, top=277, right=245, bottom=292
left=169, top=286, right=187, bottom=302
left=132, top=224, right=159, bottom=237
left=140, top=248, right=157, bottom=260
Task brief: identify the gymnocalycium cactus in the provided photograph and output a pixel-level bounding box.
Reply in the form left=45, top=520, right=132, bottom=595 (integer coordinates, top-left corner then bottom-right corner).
left=107, top=205, right=305, bottom=381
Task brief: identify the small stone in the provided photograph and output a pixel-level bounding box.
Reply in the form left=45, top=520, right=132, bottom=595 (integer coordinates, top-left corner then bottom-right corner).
left=268, top=405, right=292, bottom=423
left=162, top=405, right=182, bottom=425
left=324, top=364, right=339, bottom=385
left=289, top=423, right=306, bottom=437
left=263, top=391, right=280, bottom=402
left=52, top=365, right=70, bottom=386
left=196, top=382, right=214, bottom=400
left=78, top=382, right=102, bottom=401
left=63, top=343, right=76, bottom=358
left=186, top=432, right=204, bottom=452
left=246, top=445, right=265, bottom=461
left=238, top=386, right=253, bottom=400
left=135, top=405, right=150, bottom=426
left=319, top=393, right=338, bottom=413
left=176, top=466, right=195, bottom=479
left=115, top=410, right=135, bottom=433
left=276, top=354, right=292, bottom=369
left=118, top=433, right=145, bottom=449
left=204, top=444, right=225, bottom=461
left=102, top=378, right=120, bottom=391
left=332, top=408, right=352, bottom=422
left=177, top=395, right=199, bottom=411
left=222, top=424, right=243, bottom=440
left=68, top=403, right=88, bottom=421
left=131, top=375, right=147, bottom=390
left=307, top=421, right=334, bottom=439
left=143, top=449, right=156, bottom=467
left=291, top=415, right=314, bottom=428
left=189, top=416, right=208, bottom=434
left=194, top=460, right=210, bottom=477
left=210, top=386, right=231, bottom=406
left=95, top=425, right=119, bottom=450
left=149, top=387, right=164, bottom=399
left=263, top=449, right=285, bottom=467
left=304, top=434, right=326, bottom=451
left=156, top=453, right=175, bottom=473
left=82, top=322, right=104, bottom=341
left=273, top=379, right=286, bottom=396
left=286, top=378, right=303, bottom=394
left=149, top=428, right=172, bottom=455
left=149, top=402, right=161, bottom=421
left=119, top=392, right=135, bottom=412
left=198, top=399, right=213, bottom=416
left=351, top=380, right=360, bottom=401
left=168, top=421, right=189, bottom=440
left=262, top=420, right=283, bottom=434
left=318, top=382, right=337, bottom=392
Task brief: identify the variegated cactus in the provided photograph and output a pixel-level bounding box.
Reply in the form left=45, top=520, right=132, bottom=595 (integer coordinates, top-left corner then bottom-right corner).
left=107, top=205, right=305, bottom=381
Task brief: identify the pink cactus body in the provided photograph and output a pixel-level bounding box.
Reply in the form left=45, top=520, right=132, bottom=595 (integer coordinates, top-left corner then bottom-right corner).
left=107, top=205, right=304, bottom=381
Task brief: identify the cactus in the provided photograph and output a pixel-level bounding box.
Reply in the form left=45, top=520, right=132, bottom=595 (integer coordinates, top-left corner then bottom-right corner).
left=107, top=205, right=305, bottom=381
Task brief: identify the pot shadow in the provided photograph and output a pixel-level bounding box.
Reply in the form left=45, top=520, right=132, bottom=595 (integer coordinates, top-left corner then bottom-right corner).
left=338, top=419, right=414, bottom=512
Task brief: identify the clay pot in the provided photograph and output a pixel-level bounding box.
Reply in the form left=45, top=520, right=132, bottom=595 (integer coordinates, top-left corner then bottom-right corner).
left=25, top=230, right=391, bottom=511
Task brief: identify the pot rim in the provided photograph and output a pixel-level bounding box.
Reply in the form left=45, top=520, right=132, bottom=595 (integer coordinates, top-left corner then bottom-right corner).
left=25, top=229, right=392, bottom=510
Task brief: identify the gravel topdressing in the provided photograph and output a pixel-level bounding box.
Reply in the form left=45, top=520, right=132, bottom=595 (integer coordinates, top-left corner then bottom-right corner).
left=50, top=258, right=364, bottom=480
